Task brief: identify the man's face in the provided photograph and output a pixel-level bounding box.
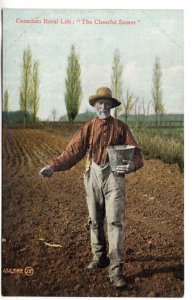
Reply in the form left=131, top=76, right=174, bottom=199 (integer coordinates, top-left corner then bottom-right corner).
left=94, top=99, right=113, bottom=119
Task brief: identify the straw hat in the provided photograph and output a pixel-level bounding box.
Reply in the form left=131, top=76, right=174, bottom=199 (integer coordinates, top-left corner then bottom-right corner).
left=89, top=87, right=121, bottom=108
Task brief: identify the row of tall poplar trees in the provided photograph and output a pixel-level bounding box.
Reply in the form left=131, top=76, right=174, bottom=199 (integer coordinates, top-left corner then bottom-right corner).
left=65, top=46, right=165, bottom=124
left=111, top=50, right=165, bottom=124
left=18, top=44, right=82, bottom=125
left=5, top=45, right=164, bottom=125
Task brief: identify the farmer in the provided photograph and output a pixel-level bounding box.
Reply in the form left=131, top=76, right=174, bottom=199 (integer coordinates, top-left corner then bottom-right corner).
left=39, top=87, right=143, bottom=288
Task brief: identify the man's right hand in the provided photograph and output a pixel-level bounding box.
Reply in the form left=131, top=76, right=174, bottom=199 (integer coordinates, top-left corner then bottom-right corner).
left=39, top=165, right=54, bottom=177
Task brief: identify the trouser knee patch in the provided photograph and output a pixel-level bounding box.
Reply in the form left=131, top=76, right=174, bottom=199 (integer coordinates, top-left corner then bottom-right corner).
left=110, top=221, right=123, bottom=228
left=88, top=218, right=99, bottom=229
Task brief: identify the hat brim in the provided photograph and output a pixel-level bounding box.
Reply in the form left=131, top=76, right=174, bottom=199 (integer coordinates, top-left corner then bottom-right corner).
left=89, top=96, right=121, bottom=108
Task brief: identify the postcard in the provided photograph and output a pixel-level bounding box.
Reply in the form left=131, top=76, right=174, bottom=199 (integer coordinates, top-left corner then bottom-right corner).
left=2, top=8, right=184, bottom=297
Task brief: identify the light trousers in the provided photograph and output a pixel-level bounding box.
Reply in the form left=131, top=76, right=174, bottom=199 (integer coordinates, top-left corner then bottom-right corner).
left=84, top=161, right=125, bottom=276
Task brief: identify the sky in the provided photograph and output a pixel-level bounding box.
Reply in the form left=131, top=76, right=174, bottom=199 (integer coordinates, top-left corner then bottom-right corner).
left=3, top=9, right=183, bottom=120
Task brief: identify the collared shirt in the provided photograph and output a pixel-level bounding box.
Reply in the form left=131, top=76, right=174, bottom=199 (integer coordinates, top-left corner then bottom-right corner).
left=50, top=116, right=143, bottom=171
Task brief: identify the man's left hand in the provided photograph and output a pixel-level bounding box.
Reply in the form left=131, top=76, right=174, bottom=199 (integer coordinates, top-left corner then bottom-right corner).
left=116, top=161, right=135, bottom=174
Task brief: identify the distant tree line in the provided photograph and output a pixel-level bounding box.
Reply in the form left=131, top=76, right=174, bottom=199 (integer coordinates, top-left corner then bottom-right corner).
left=3, top=44, right=165, bottom=126
left=2, top=111, right=36, bottom=124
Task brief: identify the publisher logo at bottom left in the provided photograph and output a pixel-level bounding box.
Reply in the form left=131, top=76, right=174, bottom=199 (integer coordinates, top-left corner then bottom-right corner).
left=24, top=266, right=34, bottom=276
left=3, top=266, right=34, bottom=276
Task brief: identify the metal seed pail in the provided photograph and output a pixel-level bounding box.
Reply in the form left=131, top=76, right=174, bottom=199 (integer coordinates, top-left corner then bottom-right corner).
left=107, top=145, right=135, bottom=171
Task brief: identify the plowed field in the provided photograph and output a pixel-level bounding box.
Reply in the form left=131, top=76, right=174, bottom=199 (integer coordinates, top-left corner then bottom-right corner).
left=2, top=127, right=184, bottom=297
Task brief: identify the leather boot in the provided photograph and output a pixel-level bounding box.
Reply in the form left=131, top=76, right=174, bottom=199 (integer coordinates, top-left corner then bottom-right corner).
left=110, top=275, right=127, bottom=288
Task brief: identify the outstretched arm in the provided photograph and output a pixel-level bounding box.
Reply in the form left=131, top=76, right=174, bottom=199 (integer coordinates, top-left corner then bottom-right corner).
left=39, top=124, right=89, bottom=177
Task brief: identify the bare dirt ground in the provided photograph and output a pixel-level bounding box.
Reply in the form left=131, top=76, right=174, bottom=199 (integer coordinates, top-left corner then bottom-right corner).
left=2, top=128, right=184, bottom=297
